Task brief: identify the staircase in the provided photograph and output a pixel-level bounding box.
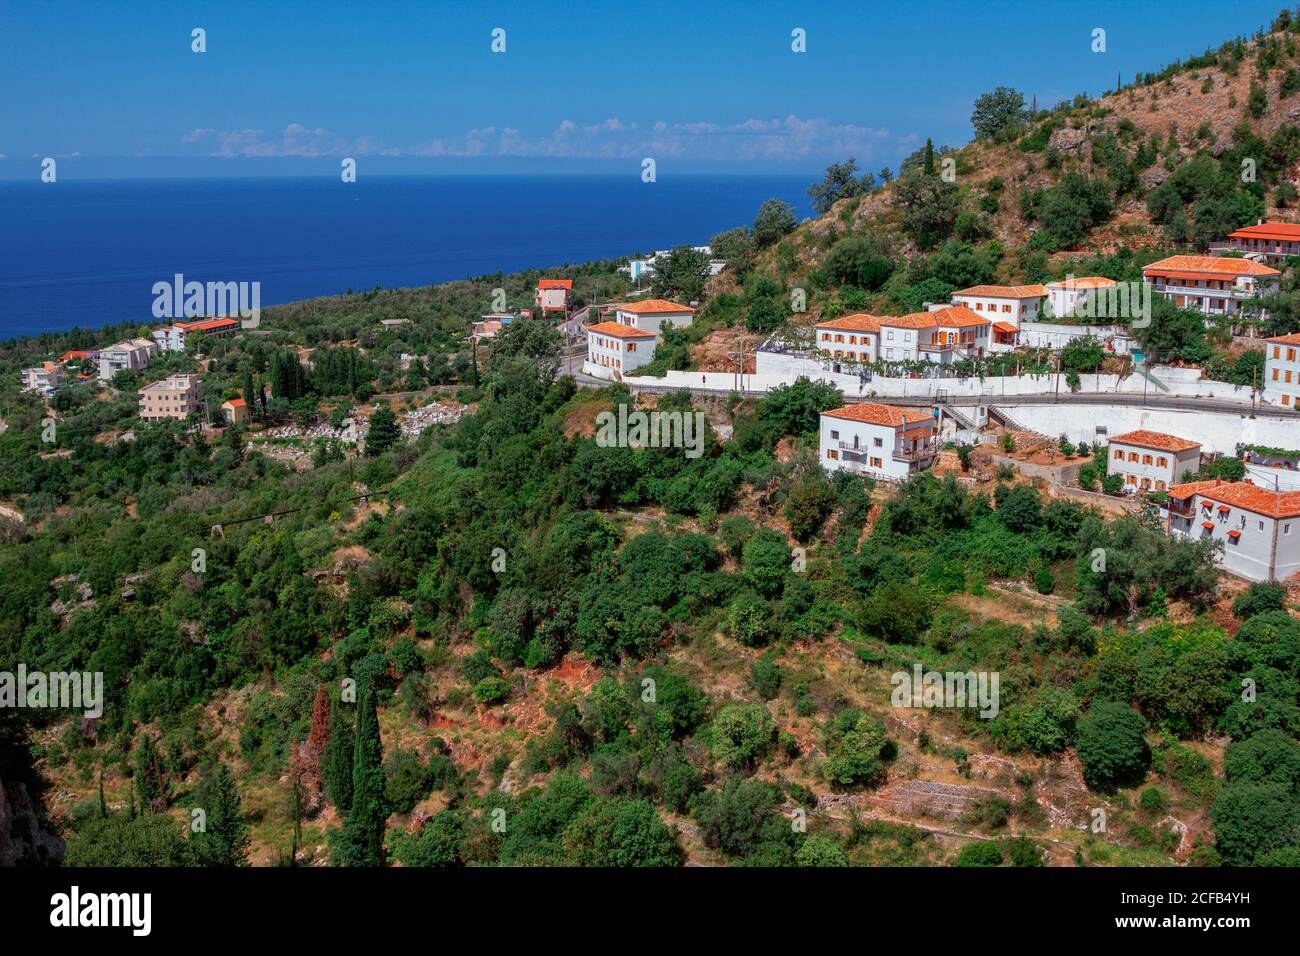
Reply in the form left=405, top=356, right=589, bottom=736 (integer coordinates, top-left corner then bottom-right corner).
left=1133, top=365, right=1170, bottom=392
left=988, top=405, right=1052, bottom=441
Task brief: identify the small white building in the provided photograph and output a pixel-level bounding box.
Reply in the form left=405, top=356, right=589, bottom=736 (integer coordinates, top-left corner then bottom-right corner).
left=1263, top=332, right=1300, bottom=410
left=815, top=314, right=881, bottom=369
left=583, top=321, right=657, bottom=380
left=1107, top=429, right=1202, bottom=493
left=820, top=402, right=938, bottom=481
left=1044, top=277, right=1117, bottom=319
left=1213, top=222, right=1300, bottom=263
left=21, top=362, right=64, bottom=395
left=1142, top=256, right=1281, bottom=317
left=1164, top=479, right=1300, bottom=582
left=613, top=299, right=696, bottom=337
left=99, top=338, right=157, bottom=381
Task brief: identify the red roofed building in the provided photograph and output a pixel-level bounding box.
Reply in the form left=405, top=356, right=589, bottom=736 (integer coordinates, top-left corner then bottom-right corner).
left=535, top=279, right=573, bottom=314
left=1164, top=479, right=1300, bottom=581
left=879, top=306, right=991, bottom=364
left=153, top=317, right=241, bottom=352
left=815, top=314, right=884, bottom=366
left=583, top=321, right=657, bottom=380
left=1107, top=430, right=1202, bottom=493
left=221, top=397, right=251, bottom=426
left=951, top=284, right=1047, bottom=340
left=1263, top=331, right=1300, bottom=409
left=613, top=299, right=696, bottom=337
left=820, top=402, right=938, bottom=481
left=1142, top=255, right=1280, bottom=317
left=1216, top=221, right=1300, bottom=262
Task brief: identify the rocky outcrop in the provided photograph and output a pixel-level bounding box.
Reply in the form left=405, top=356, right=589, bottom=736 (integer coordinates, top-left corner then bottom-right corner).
left=0, top=772, right=64, bottom=866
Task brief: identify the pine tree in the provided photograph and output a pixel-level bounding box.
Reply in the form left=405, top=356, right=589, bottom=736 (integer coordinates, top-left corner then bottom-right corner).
left=334, top=681, right=387, bottom=866
left=192, top=762, right=250, bottom=867
left=923, top=138, right=935, bottom=176
left=323, top=697, right=354, bottom=814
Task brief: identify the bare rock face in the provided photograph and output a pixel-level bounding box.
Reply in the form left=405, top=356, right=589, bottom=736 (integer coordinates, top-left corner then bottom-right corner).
left=1050, top=127, right=1089, bottom=152
left=0, top=773, right=64, bottom=866
left=1139, top=166, right=1170, bottom=190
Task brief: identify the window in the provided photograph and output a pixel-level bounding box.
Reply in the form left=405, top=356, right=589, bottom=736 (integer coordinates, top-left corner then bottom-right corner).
left=1290, top=348, right=1297, bottom=362
left=849, top=335, right=857, bottom=344
left=873, top=436, right=883, bottom=447
left=1273, top=346, right=1281, bottom=359
left=1003, top=304, right=1011, bottom=312
left=1274, top=369, right=1281, bottom=381
left=1142, top=455, right=1153, bottom=465
left=1129, top=452, right=1139, bottom=462
left=870, top=457, right=882, bottom=468
left=1126, top=475, right=1136, bottom=485
left=627, top=343, right=636, bottom=352
left=827, top=449, right=838, bottom=460
left=1157, top=457, right=1167, bottom=467
left=1114, top=449, right=1123, bottom=460
left=830, top=430, right=839, bottom=440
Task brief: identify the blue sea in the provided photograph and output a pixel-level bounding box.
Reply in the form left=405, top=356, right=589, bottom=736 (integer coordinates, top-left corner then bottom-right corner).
left=0, top=175, right=812, bottom=341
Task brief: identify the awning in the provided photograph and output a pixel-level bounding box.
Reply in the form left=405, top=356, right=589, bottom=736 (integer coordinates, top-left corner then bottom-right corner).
left=1217, top=505, right=1231, bottom=512
left=1226, top=529, right=1241, bottom=539
left=1201, top=521, right=1215, bottom=530
left=992, top=322, right=1018, bottom=334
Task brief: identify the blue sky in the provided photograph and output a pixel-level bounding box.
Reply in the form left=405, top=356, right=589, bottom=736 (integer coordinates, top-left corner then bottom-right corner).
left=0, top=0, right=1287, bottom=178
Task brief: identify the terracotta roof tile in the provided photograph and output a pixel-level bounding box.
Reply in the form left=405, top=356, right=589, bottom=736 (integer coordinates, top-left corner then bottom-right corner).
left=815, top=313, right=883, bottom=333
left=953, top=284, right=1048, bottom=298
left=615, top=299, right=695, bottom=314
left=1044, top=276, right=1117, bottom=289
left=1143, top=255, right=1280, bottom=278
left=1228, top=222, right=1300, bottom=242
left=1168, top=480, right=1300, bottom=519
left=822, top=402, right=934, bottom=427
left=1109, top=429, right=1201, bottom=453
left=585, top=321, right=656, bottom=338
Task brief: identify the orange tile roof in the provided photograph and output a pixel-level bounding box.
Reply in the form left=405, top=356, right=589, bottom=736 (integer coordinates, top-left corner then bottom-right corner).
left=1109, top=429, right=1201, bottom=453
left=1168, top=480, right=1300, bottom=519
left=223, top=397, right=247, bottom=407
left=537, top=279, right=573, bottom=290
left=1143, top=255, right=1280, bottom=278
left=822, top=402, right=934, bottom=427
left=615, top=299, right=695, bottom=314
left=1266, top=332, right=1300, bottom=345
left=58, top=350, right=93, bottom=362
left=815, top=313, right=884, bottom=333
left=1227, top=222, right=1300, bottom=242
left=953, top=284, right=1048, bottom=298
left=928, top=305, right=990, bottom=329
left=1044, top=276, right=1117, bottom=289
left=585, top=321, right=656, bottom=339
left=992, top=321, right=1018, bottom=334
left=180, top=317, right=240, bottom=332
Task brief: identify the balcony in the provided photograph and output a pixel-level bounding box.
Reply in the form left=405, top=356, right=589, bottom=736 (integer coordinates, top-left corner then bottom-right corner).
left=893, top=441, right=938, bottom=462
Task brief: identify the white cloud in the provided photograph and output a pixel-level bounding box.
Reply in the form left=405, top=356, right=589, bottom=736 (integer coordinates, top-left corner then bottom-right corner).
left=181, top=124, right=397, bottom=158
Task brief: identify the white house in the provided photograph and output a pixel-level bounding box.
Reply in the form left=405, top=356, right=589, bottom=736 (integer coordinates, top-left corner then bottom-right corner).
left=1142, top=256, right=1281, bottom=317
left=1263, top=332, right=1300, bottom=409
left=99, top=338, right=157, bottom=381
left=877, top=307, right=991, bottom=364
left=583, top=321, right=657, bottom=380
left=820, top=402, right=938, bottom=481
left=613, top=299, right=696, bottom=337
left=21, top=362, right=64, bottom=395
left=1107, top=429, right=1202, bottom=493
left=1044, top=277, right=1117, bottom=319
left=950, top=284, right=1046, bottom=349
left=815, top=314, right=881, bottom=369
left=1213, top=222, right=1300, bottom=263
left=1163, top=479, right=1300, bottom=581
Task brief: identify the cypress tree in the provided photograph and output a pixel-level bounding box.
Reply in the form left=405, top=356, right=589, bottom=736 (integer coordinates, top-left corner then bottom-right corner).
left=193, top=762, right=249, bottom=867
left=98, top=765, right=107, bottom=819
left=324, top=697, right=354, bottom=814
left=923, top=138, right=935, bottom=176
left=335, top=681, right=387, bottom=866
